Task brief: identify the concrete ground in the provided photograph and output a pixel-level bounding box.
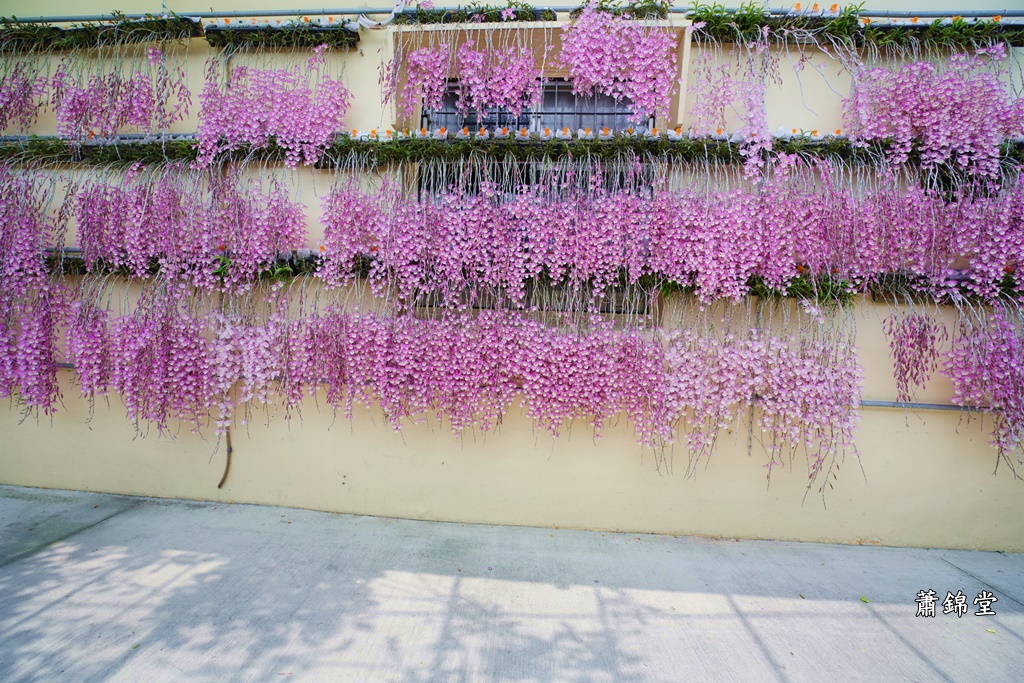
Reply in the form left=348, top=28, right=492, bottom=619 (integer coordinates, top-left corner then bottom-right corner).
left=0, top=486, right=1021, bottom=683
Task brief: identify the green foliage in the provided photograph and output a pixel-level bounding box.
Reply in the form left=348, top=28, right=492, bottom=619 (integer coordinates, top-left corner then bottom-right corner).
left=395, top=2, right=556, bottom=25
left=204, top=24, right=359, bottom=50
left=686, top=3, right=1024, bottom=48
left=6, top=136, right=1024, bottom=173
left=568, top=1, right=673, bottom=20
left=864, top=17, right=1023, bottom=50
left=748, top=273, right=855, bottom=308
left=0, top=137, right=199, bottom=165
left=0, top=12, right=199, bottom=51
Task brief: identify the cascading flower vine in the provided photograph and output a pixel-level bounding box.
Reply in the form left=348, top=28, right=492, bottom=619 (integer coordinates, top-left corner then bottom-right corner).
left=455, top=40, right=541, bottom=119
left=397, top=44, right=451, bottom=118
left=319, top=159, right=1024, bottom=306
left=73, top=164, right=307, bottom=293
left=197, top=45, right=351, bottom=166
left=559, top=1, right=679, bottom=123
left=845, top=43, right=1024, bottom=178
left=0, top=60, right=49, bottom=132
left=883, top=310, right=949, bottom=403
left=49, top=49, right=191, bottom=139
left=946, top=303, right=1024, bottom=472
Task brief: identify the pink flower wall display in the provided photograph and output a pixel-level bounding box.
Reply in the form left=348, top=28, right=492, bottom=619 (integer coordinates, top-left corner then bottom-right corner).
left=50, top=50, right=191, bottom=139
left=883, top=310, right=949, bottom=403
left=397, top=44, right=451, bottom=118
left=946, top=304, right=1024, bottom=471
left=73, top=166, right=306, bottom=293
left=845, top=43, right=1024, bottom=178
left=197, top=46, right=351, bottom=166
left=0, top=61, right=48, bottom=132
left=560, top=2, right=678, bottom=123
left=4, top=14, right=1024, bottom=482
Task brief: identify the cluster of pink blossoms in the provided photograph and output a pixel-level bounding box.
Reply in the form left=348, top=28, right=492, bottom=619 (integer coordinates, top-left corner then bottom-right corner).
left=0, top=165, right=64, bottom=414
left=394, top=41, right=540, bottom=119
left=845, top=43, right=1024, bottom=178
left=883, top=311, right=949, bottom=403
left=0, top=61, right=48, bottom=132
left=73, top=166, right=306, bottom=293
left=559, top=2, right=678, bottom=122
left=197, top=47, right=351, bottom=166
left=50, top=50, right=191, bottom=139
left=320, top=166, right=1024, bottom=304
left=397, top=44, right=452, bottom=117
left=946, top=305, right=1024, bottom=463
left=52, top=300, right=860, bottom=463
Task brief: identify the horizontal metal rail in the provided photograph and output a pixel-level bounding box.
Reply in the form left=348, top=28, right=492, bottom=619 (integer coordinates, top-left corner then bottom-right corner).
left=5, top=7, right=1023, bottom=24
left=861, top=400, right=987, bottom=413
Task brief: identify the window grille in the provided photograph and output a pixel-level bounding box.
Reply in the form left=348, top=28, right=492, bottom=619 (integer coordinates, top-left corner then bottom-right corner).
left=423, top=78, right=638, bottom=134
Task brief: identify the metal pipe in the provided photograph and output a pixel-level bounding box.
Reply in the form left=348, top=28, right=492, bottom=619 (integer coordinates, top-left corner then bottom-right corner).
left=5, top=7, right=1022, bottom=24
left=860, top=400, right=984, bottom=413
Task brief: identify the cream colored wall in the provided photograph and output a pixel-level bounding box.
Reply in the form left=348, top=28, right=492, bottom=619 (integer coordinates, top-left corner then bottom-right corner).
left=2, top=297, right=1021, bottom=552
left=3, top=2, right=1024, bottom=551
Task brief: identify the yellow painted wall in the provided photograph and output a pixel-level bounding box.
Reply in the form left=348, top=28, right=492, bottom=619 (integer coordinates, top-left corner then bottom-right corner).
left=2, top=2, right=1023, bottom=550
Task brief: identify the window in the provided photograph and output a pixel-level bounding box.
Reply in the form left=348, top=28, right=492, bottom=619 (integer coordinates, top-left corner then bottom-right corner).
left=423, top=78, right=639, bottom=134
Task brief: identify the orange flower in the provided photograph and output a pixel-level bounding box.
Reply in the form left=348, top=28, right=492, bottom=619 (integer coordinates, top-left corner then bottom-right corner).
left=501, top=127, right=508, bottom=135
left=861, top=17, right=871, bottom=25
left=217, top=244, right=227, bottom=251
left=716, top=127, right=724, bottom=135
left=319, top=245, right=326, bottom=253
left=462, top=126, right=469, bottom=135
left=223, top=18, right=230, bottom=24
left=603, top=127, right=610, bottom=136
left=910, top=17, right=919, bottom=23
left=584, top=127, right=591, bottom=135
left=993, top=15, right=1002, bottom=22
left=834, top=129, right=841, bottom=135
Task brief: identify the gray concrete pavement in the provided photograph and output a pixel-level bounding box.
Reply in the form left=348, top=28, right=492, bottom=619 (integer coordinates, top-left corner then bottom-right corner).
left=0, top=484, right=1021, bottom=682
